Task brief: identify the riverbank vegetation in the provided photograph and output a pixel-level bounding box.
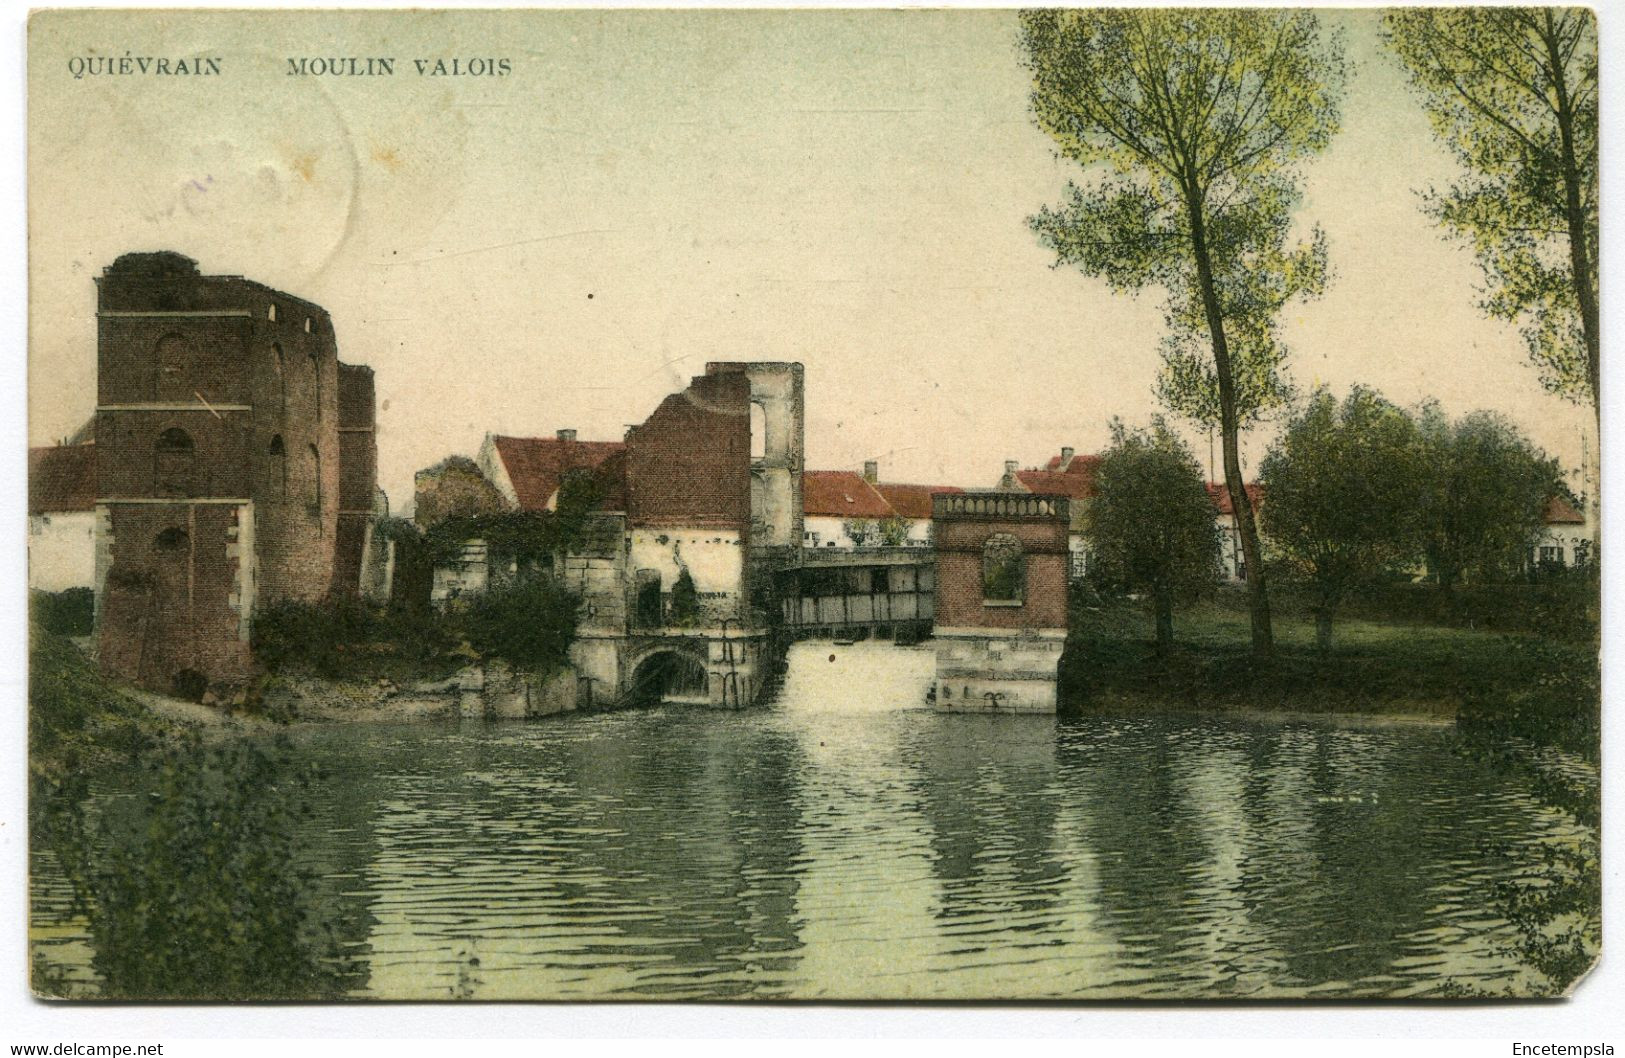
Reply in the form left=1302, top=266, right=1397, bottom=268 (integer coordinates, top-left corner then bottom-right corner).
left=1059, top=587, right=1591, bottom=719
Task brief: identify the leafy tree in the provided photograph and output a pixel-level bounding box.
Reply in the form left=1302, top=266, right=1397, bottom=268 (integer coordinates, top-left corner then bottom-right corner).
left=459, top=576, right=580, bottom=673
left=1416, top=402, right=1562, bottom=589
left=45, top=737, right=360, bottom=999
left=1086, top=419, right=1220, bottom=655
left=1384, top=9, right=1599, bottom=426
left=841, top=518, right=877, bottom=547
left=1021, top=9, right=1347, bottom=659
left=878, top=515, right=910, bottom=547
left=1259, top=388, right=1428, bottom=652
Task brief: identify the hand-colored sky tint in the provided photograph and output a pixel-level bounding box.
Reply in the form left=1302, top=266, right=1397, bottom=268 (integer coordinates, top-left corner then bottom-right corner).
left=28, top=8, right=1596, bottom=510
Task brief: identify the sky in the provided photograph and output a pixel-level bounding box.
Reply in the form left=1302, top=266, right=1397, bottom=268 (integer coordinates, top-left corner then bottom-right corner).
left=27, top=8, right=1598, bottom=513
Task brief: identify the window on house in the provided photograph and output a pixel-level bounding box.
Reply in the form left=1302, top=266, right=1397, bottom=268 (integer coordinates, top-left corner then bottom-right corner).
left=155, top=334, right=189, bottom=400
left=154, top=427, right=195, bottom=497
left=871, top=567, right=890, bottom=594
left=1540, top=545, right=1563, bottom=566
left=268, top=435, right=287, bottom=499
left=983, top=533, right=1025, bottom=604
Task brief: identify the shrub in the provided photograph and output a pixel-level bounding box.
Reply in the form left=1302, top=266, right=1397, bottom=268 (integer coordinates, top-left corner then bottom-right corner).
left=457, top=577, right=579, bottom=673
left=30, top=588, right=95, bottom=637
left=45, top=737, right=360, bottom=999
left=251, top=597, right=456, bottom=681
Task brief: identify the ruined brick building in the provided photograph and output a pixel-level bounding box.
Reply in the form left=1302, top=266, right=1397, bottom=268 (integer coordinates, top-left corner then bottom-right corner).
left=92, top=252, right=376, bottom=694
left=418, top=362, right=805, bottom=706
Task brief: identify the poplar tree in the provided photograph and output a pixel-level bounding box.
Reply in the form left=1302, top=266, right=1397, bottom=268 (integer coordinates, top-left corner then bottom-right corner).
left=1020, top=9, right=1347, bottom=659
left=1385, top=9, right=1599, bottom=427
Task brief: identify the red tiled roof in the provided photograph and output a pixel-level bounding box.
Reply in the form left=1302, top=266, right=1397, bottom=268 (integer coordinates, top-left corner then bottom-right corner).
left=1206, top=482, right=1263, bottom=516
left=873, top=482, right=963, bottom=520
left=1015, top=453, right=1102, bottom=501
left=1544, top=496, right=1586, bottom=525
left=491, top=435, right=626, bottom=511
left=803, top=471, right=895, bottom=519
left=29, top=444, right=97, bottom=514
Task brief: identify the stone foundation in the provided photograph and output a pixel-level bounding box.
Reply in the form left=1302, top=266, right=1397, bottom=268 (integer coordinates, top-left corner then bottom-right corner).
left=931, top=627, right=1065, bottom=714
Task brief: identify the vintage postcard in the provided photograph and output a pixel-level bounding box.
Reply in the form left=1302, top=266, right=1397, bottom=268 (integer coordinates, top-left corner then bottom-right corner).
left=25, top=7, right=1600, bottom=1001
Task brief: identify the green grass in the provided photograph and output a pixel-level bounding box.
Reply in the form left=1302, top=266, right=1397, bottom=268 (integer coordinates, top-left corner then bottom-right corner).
left=1061, top=590, right=1594, bottom=717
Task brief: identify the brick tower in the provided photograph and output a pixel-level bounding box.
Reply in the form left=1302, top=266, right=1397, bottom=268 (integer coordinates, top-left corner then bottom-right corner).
left=91, top=251, right=373, bottom=695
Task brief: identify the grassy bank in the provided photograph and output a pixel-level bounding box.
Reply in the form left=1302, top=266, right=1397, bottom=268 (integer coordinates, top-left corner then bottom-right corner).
left=28, top=627, right=185, bottom=779
left=1060, top=589, right=1596, bottom=718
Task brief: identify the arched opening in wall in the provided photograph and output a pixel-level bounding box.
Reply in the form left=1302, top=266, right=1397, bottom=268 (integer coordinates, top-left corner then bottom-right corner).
left=155, top=334, right=190, bottom=401
left=633, top=568, right=663, bottom=628
left=171, top=667, right=208, bottom=703
left=308, top=443, right=322, bottom=514
left=749, top=402, right=767, bottom=461
left=268, top=435, right=287, bottom=499
left=983, top=533, right=1025, bottom=605
left=154, top=428, right=195, bottom=497
left=154, top=526, right=189, bottom=554
left=628, top=650, right=708, bottom=706
left=272, top=343, right=286, bottom=413
left=309, top=352, right=322, bottom=420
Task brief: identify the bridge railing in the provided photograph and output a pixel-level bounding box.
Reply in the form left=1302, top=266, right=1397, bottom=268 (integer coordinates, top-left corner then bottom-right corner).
left=932, top=492, right=1070, bottom=522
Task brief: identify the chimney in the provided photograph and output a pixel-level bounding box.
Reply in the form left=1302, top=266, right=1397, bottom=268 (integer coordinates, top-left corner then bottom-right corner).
left=1005, top=459, right=1019, bottom=475
left=863, top=460, right=878, bottom=483
left=556, top=428, right=577, bottom=443
left=1060, top=446, right=1075, bottom=470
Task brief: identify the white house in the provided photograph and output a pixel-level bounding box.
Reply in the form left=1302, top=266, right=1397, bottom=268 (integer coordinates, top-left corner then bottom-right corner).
left=28, top=441, right=98, bottom=593
left=1533, top=495, right=1593, bottom=569
left=802, top=462, right=962, bottom=550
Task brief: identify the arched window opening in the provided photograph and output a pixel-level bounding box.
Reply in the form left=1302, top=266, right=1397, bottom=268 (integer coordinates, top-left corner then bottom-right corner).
left=309, top=351, right=322, bottom=420
left=268, top=434, right=287, bottom=499
left=982, top=533, right=1025, bottom=605
left=154, top=427, right=195, bottom=497
left=272, top=343, right=286, bottom=412
left=154, top=526, right=189, bottom=554
left=308, top=443, right=322, bottom=513
left=749, top=402, right=767, bottom=461
left=155, top=334, right=189, bottom=400
left=267, top=303, right=278, bottom=322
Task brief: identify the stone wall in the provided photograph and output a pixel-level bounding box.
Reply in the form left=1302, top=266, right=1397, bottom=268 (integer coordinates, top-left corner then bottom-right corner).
left=934, top=514, right=1070, bottom=631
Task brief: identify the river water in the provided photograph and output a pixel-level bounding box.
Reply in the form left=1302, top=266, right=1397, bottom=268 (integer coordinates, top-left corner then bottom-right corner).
left=31, top=641, right=1584, bottom=999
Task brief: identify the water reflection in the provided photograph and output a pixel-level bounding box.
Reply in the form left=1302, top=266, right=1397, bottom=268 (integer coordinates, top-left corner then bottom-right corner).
left=31, top=645, right=1579, bottom=999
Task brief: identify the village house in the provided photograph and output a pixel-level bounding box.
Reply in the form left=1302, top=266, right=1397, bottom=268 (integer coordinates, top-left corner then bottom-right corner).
left=1532, top=495, right=1592, bottom=571
left=801, top=461, right=961, bottom=549
left=1205, top=482, right=1263, bottom=583
left=997, top=447, right=1100, bottom=579
left=28, top=427, right=98, bottom=593
left=997, top=446, right=1264, bottom=583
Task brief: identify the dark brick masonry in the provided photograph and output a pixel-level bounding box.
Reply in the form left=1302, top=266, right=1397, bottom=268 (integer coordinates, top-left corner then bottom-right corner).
left=93, top=251, right=374, bottom=694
